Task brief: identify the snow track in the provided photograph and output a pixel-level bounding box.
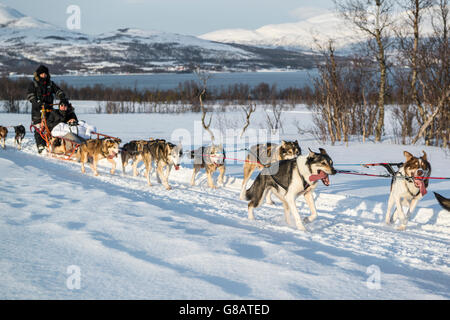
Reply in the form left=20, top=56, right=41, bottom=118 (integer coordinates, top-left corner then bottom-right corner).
left=1, top=134, right=449, bottom=299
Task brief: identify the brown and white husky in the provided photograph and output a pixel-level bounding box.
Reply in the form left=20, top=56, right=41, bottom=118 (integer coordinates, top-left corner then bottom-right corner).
left=385, top=151, right=431, bottom=230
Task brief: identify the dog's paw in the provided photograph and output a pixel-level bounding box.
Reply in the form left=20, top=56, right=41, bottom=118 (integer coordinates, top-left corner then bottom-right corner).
left=396, top=225, right=407, bottom=231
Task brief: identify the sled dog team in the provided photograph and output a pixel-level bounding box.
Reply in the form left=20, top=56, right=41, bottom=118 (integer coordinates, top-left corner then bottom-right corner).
left=72, top=136, right=440, bottom=231
left=0, top=129, right=446, bottom=230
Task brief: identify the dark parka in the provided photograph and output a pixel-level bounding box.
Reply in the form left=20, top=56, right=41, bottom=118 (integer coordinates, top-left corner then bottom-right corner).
left=46, top=105, right=78, bottom=132
left=27, top=65, right=67, bottom=124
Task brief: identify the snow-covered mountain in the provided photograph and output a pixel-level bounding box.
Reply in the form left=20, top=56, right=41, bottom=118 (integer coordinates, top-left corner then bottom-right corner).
left=199, top=8, right=438, bottom=51
left=199, top=11, right=365, bottom=51
left=0, top=4, right=317, bottom=75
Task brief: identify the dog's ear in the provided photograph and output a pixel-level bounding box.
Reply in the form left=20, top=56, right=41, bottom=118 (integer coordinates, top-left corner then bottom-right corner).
left=281, top=140, right=286, bottom=146
left=308, top=148, right=315, bottom=158
left=421, top=150, right=427, bottom=161
left=319, top=148, right=328, bottom=156
left=403, top=151, right=413, bottom=161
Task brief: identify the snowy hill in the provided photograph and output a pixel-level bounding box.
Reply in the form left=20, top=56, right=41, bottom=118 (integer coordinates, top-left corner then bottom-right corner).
left=199, top=11, right=365, bottom=51
left=0, top=105, right=449, bottom=299
left=0, top=4, right=317, bottom=75
left=199, top=8, right=437, bottom=51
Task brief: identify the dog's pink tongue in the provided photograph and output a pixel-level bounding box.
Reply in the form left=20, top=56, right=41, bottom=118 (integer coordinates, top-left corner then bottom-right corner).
left=416, top=178, right=427, bottom=196
left=309, top=171, right=327, bottom=182
left=175, top=165, right=180, bottom=171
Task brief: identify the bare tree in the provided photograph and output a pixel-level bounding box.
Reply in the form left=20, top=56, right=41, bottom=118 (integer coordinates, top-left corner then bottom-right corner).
left=240, top=99, right=256, bottom=138
left=308, top=38, right=379, bottom=145
left=395, top=0, right=434, bottom=143
left=335, top=0, right=395, bottom=142
left=264, top=101, right=285, bottom=134
left=0, top=76, right=22, bottom=113
left=195, top=67, right=215, bottom=142
left=411, top=0, right=449, bottom=146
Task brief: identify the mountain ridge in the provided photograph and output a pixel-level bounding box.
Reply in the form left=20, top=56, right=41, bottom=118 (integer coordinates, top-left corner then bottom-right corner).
left=0, top=4, right=319, bottom=75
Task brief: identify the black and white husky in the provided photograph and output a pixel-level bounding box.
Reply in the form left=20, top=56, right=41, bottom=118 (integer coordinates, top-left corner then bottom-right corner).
left=245, top=148, right=336, bottom=231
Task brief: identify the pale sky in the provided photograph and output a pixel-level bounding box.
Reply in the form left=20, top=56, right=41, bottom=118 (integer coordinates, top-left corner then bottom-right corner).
left=1, top=0, right=336, bottom=36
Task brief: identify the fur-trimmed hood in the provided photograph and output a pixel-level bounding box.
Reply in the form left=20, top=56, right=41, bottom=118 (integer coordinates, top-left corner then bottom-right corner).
left=33, top=65, right=51, bottom=82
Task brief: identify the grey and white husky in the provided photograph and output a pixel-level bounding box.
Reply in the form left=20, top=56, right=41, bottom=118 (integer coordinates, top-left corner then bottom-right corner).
left=245, top=148, right=336, bottom=231
left=190, top=144, right=226, bottom=189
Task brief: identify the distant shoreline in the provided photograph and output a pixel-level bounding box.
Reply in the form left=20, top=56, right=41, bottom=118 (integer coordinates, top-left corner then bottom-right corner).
left=7, top=68, right=313, bottom=78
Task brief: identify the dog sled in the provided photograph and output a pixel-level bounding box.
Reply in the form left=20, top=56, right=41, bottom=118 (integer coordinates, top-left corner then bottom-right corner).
left=30, top=105, right=121, bottom=161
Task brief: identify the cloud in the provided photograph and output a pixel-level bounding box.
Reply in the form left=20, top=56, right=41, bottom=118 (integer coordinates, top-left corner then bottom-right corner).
left=290, top=6, right=331, bottom=21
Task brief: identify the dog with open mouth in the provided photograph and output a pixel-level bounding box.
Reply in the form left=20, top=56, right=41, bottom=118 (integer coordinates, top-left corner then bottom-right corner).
left=385, top=151, right=431, bottom=230
left=245, top=148, right=336, bottom=231
left=77, top=138, right=121, bottom=176
left=142, top=139, right=183, bottom=190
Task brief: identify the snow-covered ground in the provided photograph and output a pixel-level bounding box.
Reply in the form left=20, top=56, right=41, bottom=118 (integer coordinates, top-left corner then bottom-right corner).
left=0, top=104, right=449, bottom=299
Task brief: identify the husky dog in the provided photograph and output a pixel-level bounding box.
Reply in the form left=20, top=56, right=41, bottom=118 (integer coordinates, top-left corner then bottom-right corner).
left=13, top=125, right=26, bottom=150
left=0, top=126, right=7, bottom=149
left=77, top=138, right=121, bottom=176
left=434, top=192, right=450, bottom=211
left=240, top=140, right=301, bottom=202
left=190, top=144, right=226, bottom=189
left=142, top=139, right=183, bottom=190
left=246, top=148, right=336, bottom=231
left=385, top=151, right=431, bottom=230
left=50, top=135, right=81, bottom=155
left=121, top=139, right=153, bottom=176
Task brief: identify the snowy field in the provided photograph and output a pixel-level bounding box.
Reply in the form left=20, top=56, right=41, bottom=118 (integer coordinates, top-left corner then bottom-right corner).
left=0, top=103, right=449, bottom=299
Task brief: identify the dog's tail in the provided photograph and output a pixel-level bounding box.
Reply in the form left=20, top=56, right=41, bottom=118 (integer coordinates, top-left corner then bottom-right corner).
left=74, top=145, right=82, bottom=162
left=434, top=192, right=450, bottom=211
left=245, top=173, right=266, bottom=208
left=120, top=149, right=130, bottom=172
